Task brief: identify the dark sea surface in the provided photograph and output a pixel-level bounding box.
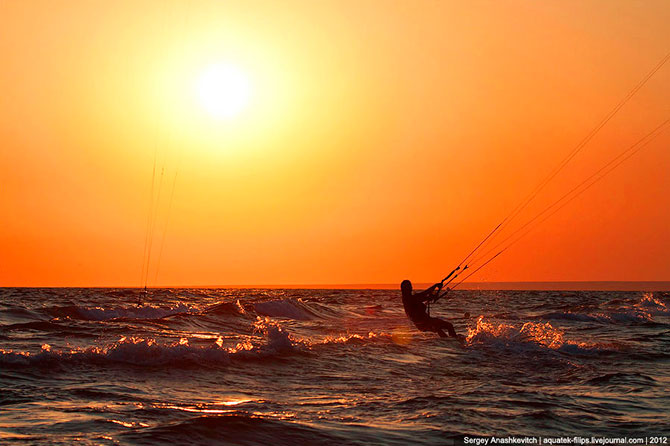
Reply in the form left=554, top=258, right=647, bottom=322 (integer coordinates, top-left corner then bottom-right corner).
left=1, top=288, right=668, bottom=445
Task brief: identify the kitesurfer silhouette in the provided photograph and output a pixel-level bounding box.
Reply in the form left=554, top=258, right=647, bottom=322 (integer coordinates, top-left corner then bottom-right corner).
left=401, top=280, right=462, bottom=342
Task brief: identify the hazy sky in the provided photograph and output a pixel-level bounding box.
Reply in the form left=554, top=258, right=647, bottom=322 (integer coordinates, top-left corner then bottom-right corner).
left=1, top=1, right=668, bottom=286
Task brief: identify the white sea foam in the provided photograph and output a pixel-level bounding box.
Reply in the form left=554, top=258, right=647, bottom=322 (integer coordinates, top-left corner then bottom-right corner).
left=0, top=317, right=397, bottom=368
left=0, top=337, right=231, bottom=367
left=466, top=316, right=612, bottom=354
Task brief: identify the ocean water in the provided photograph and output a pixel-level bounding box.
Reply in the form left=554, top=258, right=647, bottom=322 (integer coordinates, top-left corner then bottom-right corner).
left=1, top=287, right=668, bottom=445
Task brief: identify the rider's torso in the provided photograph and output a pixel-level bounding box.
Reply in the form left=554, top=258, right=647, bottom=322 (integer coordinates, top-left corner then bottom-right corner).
left=402, top=294, right=428, bottom=322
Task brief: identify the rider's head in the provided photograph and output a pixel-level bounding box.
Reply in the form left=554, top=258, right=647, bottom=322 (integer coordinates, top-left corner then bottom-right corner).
left=401, top=280, right=412, bottom=297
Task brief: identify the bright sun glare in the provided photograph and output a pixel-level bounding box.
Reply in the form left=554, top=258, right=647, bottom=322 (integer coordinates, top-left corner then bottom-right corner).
left=196, top=63, right=251, bottom=119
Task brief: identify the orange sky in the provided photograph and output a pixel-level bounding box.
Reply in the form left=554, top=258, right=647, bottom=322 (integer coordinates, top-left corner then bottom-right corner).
left=1, top=1, right=669, bottom=287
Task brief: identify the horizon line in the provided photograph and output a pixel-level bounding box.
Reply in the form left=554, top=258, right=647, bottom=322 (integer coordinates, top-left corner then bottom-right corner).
left=3, top=280, right=670, bottom=291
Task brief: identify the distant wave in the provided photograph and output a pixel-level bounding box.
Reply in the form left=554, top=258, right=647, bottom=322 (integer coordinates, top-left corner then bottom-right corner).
left=539, top=293, right=669, bottom=324
left=253, top=299, right=316, bottom=320
left=31, top=298, right=350, bottom=324
left=252, top=298, right=349, bottom=321
left=539, top=311, right=653, bottom=324
left=45, top=303, right=197, bottom=321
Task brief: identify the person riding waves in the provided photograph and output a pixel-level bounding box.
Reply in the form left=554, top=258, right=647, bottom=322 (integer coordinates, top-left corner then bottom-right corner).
left=401, top=279, right=463, bottom=342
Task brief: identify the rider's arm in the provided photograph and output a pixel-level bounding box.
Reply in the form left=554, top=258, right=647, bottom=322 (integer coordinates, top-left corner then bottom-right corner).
left=414, top=283, right=441, bottom=303
left=436, top=287, right=451, bottom=300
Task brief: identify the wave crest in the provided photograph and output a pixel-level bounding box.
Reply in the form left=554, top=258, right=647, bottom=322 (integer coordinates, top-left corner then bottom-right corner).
left=0, top=320, right=306, bottom=368
left=0, top=317, right=396, bottom=369
left=636, top=293, right=670, bottom=316
left=465, top=316, right=609, bottom=354
left=0, top=337, right=231, bottom=367
left=253, top=299, right=318, bottom=320
left=467, top=316, right=565, bottom=349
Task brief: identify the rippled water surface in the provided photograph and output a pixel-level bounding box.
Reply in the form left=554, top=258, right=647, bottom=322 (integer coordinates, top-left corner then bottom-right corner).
left=1, top=288, right=669, bottom=445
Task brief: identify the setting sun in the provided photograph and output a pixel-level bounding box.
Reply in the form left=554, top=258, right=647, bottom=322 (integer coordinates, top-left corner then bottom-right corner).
left=1, top=2, right=670, bottom=444
left=195, top=63, right=251, bottom=119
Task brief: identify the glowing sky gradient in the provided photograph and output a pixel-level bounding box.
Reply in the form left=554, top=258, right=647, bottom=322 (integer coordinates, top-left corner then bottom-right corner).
left=1, top=1, right=669, bottom=286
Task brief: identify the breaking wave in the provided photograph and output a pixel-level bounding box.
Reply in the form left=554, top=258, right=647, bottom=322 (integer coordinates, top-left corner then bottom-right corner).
left=0, top=338, right=231, bottom=368
left=465, top=316, right=614, bottom=354
left=0, top=318, right=391, bottom=369
left=0, top=319, right=296, bottom=368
